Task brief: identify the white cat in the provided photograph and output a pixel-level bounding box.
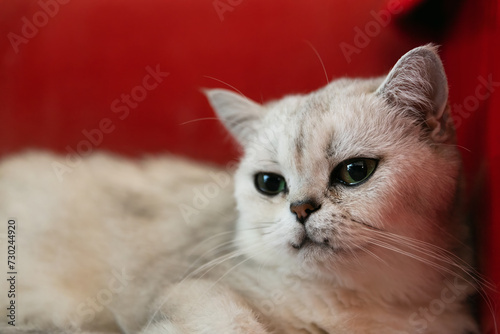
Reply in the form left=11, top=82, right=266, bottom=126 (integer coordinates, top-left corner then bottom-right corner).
left=0, top=45, right=484, bottom=333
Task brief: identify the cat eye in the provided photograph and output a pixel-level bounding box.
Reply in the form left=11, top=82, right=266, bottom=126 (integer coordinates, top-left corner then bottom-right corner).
left=332, top=158, right=378, bottom=186
left=255, top=173, right=287, bottom=196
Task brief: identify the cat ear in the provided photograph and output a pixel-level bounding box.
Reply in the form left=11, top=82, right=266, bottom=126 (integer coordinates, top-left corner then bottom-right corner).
left=376, top=44, right=453, bottom=142
left=204, top=88, right=264, bottom=145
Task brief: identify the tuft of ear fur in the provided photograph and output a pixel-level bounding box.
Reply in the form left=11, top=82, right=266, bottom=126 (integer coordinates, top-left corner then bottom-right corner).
left=204, top=89, right=264, bottom=146
left=376, top=44, right=454, bottom=142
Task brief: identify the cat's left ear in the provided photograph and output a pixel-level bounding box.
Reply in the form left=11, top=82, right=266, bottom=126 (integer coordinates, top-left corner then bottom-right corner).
left=204, top=88, right=264, bottom=146
left=376, top=44, right=454, bottom=142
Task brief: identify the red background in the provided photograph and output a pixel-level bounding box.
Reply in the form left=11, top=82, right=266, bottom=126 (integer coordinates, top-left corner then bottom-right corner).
left=0, top=0, right=498, bottom=331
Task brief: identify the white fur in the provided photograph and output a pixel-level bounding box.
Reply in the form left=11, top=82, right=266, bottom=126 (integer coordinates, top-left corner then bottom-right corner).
left=0, top=46, right=480, bottom=333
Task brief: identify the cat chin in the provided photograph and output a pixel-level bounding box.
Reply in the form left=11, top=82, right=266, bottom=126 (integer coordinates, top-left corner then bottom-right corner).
left=290, top=236, right=365, bottom=260
left=290, top=240, right=375, bottom=279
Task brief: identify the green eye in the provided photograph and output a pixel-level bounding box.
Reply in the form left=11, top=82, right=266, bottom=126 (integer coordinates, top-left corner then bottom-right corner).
left=333, top=158, right=378, bottom=186
left=255, top=173, right=287, bottom=196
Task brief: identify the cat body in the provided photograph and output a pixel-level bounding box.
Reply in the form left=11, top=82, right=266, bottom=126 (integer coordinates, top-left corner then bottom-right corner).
left=0, top=46, right=480, bottom=333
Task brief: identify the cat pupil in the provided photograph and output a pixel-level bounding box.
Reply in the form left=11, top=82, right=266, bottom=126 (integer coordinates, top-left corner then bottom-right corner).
left=264, top=175, right=279, bottom=190
left=347, top=161, right=367, bottom=181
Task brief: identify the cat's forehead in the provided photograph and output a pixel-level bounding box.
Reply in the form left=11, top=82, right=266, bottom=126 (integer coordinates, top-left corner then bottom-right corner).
left=265, top=78, right=384, bottom=126
left=257, top=78, right=393, bottom=163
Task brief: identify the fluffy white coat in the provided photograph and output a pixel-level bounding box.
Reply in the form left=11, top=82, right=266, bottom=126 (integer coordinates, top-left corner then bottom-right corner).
left=0, top=45, right=481, bottom=334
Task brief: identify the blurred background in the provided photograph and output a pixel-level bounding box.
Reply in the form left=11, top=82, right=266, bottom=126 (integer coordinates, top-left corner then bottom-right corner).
left=0, top=0, right=498, bottom=331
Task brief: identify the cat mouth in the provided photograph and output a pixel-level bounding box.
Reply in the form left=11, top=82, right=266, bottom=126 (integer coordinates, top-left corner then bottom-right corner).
left=290, top=234, right=369, bottom=259
left=290, top=236, right=347, bottom=254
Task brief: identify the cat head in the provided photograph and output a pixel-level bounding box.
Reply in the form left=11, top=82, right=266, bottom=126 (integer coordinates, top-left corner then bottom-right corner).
left=206, top=45, right=463, bottom=297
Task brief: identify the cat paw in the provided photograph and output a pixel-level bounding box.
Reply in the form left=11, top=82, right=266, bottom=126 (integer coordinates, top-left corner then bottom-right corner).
left=138, top=279, right=271, bottom=334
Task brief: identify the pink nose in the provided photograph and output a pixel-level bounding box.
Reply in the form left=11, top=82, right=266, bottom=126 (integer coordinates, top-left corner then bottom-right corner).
left=290, top=200, right=320, bottom=224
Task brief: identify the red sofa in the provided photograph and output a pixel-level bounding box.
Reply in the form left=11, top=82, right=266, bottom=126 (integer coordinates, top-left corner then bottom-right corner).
left=0, top=0, right=498, bottom=331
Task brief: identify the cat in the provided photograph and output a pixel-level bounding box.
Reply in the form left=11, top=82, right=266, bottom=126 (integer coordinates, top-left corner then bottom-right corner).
left=0, top=44, right=485, bottom=334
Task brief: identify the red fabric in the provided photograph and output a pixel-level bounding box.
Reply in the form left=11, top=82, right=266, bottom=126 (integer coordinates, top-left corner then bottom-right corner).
left=437, top=0, right=500, bottom=331
left=390, top=0, right=500, bottom=329
left=0, top=0, right=417, bottom=164
left=0, top=0, right=498, bottom=330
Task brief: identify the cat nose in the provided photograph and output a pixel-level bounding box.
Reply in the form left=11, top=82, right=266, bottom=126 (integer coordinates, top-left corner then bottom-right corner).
left=290, top=200, right=321, bottom=224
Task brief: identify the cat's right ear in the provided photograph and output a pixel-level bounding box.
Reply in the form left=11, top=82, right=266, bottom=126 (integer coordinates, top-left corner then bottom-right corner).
left=204, top=89, right=264, bottom=146
left=375, top=44, right=454, bottom=143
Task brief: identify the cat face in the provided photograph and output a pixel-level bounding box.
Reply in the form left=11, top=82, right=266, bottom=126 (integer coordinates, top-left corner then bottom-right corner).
left=207, top=45, right=461, bottom=288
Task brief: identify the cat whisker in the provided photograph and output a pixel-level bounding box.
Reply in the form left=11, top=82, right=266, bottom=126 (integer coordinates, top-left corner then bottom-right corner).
left=186, top=226, right=274, bottom=271
left=361, top=229, right=497, bottom=321
left=348, top=216, right=385, bottom=232
left=203, top=75, right=245, bottom=96
left=343, top=246, right=364, bottom=268
left=184, top=224, right=273, bottom=264
left=429, top=142, right=472, bottom=153
left=303, top=40, right=329, bottom=85
left=184, top=230, right=237, bottom=252
left=190, top=231, right=278, bottom=287
left=183, top=242, right=258, bottom=280
left=364, top=237, right=470, bottom=281
left=205, top=244, right=272, bottom=290
left=257, top=159, right=280, bottom=166
left=181, top=224, right=275, bottom=283
left=183, top=245, right=275, bottom=325
left=179, top=117, right=219, bottom=126
left=144, top=250, right=245, bottom=330
left=356, top=243, right=389, bottom=266
left=371, top=233, right=498, bottom=329
left=144, top=242, right=270, bottom=333
left=368, top=230, right=493, bottom=289
left=184, top=239, right=239, bottom=271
